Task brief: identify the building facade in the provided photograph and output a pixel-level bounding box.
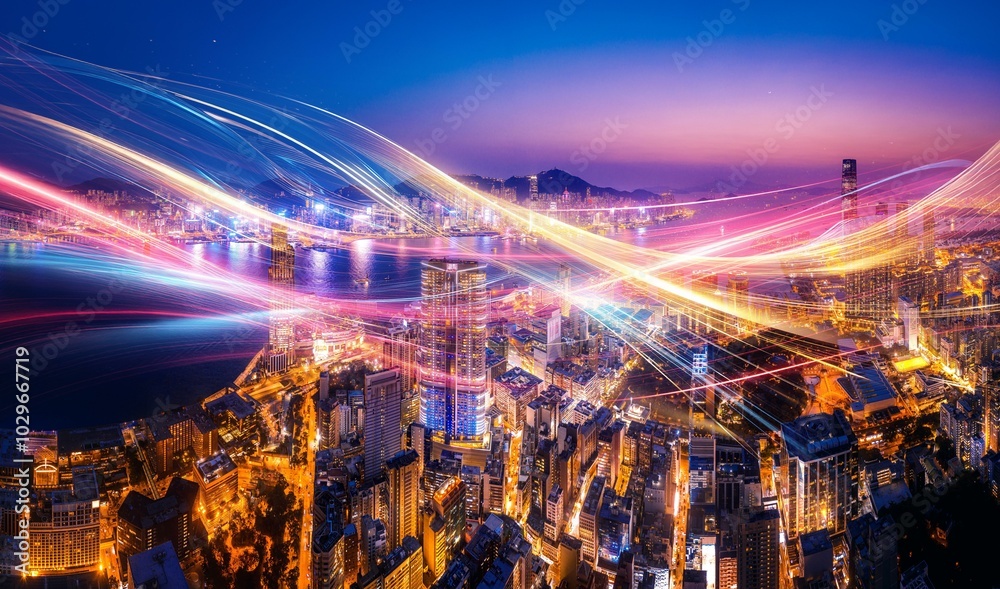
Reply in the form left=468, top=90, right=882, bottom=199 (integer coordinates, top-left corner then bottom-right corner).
left=418, top=259, right=489, bottom=442
left=780, top=411, right=859, bottom=537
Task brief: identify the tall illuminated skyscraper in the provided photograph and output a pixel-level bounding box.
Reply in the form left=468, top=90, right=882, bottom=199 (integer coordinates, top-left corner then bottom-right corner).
left=386, top=449, right=420, bottom=550
left=737, top=509, right=780, bottom=589
left=267, top=223, right=295, bottom=372
left=780, top=411, right=858, bottom=538
left=418, top=259, right=489, bottom=443
left=690, top=345, right=716, bottom=421
left=364, top=368, right=402, bottom=482
left=423, top=476, right=466, bottom=580
left=840, top=160, right=891, bottom=323
left=841, top=159, right=858, bottom=222
left=373, top=319, right=417, bottom=394
left=558, top=264, right=572, bottom=317
left=921, top=209, right=935, bottom=264
left=845, top=261, right=893, bottom=322
left=727, top=271, right=750, bottom=333
left=894, top=201, right=915, bottom=265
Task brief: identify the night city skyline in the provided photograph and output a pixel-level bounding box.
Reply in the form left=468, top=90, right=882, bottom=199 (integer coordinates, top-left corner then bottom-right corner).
left=0, top=2, right=999, bottom=589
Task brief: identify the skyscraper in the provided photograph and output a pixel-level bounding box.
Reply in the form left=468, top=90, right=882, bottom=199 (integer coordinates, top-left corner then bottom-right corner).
left=690, top=345, right=716, bottom=421
left=372, top=318, right=418, bottom=394
left=364, top=368, right=403, bottom=482
left=847, top=514, right=900, bottom=589
left=558, top=264, right=572, bottom=317
left=689, top=433, right=716, bottom=506
left=780, top=410, right=858, bottom=537
left=727, top=271, right=750, bottom=334
left=385, top=449, right=420, bottom=550
left=542, top=483, right=565, bottom=561
left=580, top=476, right=605, bottom=566
left=267, top=222, right=295, bottom=372
left=841, top=159, right=858, bottom=222
left=737, top=509, right=780, bottom=589
left=356, top=535, right=423, bottom=589
left=841, top=159, right=892, bottom=323
left=311, top=524, right=345, bottom=589
left=117, top=477, right=199, bottom=565
left=28, top=468, right=101, bottom=575
left=845, top=261, right=893, bottom=323
left=418, top=259, right=489, bottom=443
left=894, top=201, right=914, bottom=265
left=423, top=475, right=467, bottom=581
left=921, top=209, right=935, bottom=264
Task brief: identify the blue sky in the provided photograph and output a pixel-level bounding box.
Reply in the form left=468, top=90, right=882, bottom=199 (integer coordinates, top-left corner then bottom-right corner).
left=3, top=0, right=999, bottom=188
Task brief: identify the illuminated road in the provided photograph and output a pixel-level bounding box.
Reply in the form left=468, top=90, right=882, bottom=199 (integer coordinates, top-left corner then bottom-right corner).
left=566, top=461, right=598, bottom=536
left=671, top=442, right=689, bottom=589
left=297, top=381, right=317, bottom=589
left=124, top=426, right=159, bottom=500
left=234, top=357, right=337, bottom=588
left=505, top=430, right=523, bottom=520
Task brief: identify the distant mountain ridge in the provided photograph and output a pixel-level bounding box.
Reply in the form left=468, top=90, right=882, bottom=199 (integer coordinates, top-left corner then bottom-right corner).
left=331, top=168, right=665, bottom=203
left=455, top=169, right=660, bottom=201
left=61, top=168, right=837, bottom=210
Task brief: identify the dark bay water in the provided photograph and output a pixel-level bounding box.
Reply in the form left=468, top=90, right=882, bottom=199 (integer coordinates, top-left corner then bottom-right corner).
left=0, top=236, right=581, bottom=430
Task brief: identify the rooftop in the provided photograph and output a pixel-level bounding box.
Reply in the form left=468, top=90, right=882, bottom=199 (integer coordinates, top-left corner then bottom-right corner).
left=118, top=478, right=199, bottom=530
left=841, top=357, right=897, bottom=407
left=386, top=448, right=420, bottom=470
left=798, top=529, right=832, bottom=556
left=782, top=410, right=857, bottom=462
left=204, top=391, right=257, bottom=421
left=195, top=451, right=237, bottom=483
left=128, top=542, right=187, bottom=588
left=55, top=424, right=125, bottom=455
left=495, top=367, right=543, bottom=397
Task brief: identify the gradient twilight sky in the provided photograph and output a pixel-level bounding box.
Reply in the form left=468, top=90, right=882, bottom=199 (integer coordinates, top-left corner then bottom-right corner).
left=2, top=0, right=999, bottom=189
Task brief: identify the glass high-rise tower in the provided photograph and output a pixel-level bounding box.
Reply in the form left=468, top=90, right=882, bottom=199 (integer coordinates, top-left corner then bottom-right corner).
left=418, top=259, right=488, bottom=442
left=840, top=159, right=892, bottom=323
left=841, top=158, right=858, bottom=222
left=780, top=410, right=858, bottom=537
left=267, top=223, right=295, bottom=372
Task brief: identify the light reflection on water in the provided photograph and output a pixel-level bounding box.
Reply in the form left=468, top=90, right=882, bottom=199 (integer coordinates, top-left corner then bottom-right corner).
left=0, top=236, right=586, bottom=429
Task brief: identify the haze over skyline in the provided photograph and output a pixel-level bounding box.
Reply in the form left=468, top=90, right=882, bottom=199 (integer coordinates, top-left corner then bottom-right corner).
left=3, top=0, right=999, bottom=189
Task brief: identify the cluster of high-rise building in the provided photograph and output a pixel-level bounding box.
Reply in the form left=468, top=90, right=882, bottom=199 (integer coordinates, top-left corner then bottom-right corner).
left=297, top=228, right=995, bottom=589
left=5, top=152, right=1000, bottom=589
left=302, top=256, right=676, bottom=589
left=418, top=259, right=491, bottom=443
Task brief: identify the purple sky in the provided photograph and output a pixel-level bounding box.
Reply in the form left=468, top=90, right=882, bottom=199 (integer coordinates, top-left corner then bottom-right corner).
left=3, top=0, right=999, bottom=190
left=357, top=42, right=1000, bottom=189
